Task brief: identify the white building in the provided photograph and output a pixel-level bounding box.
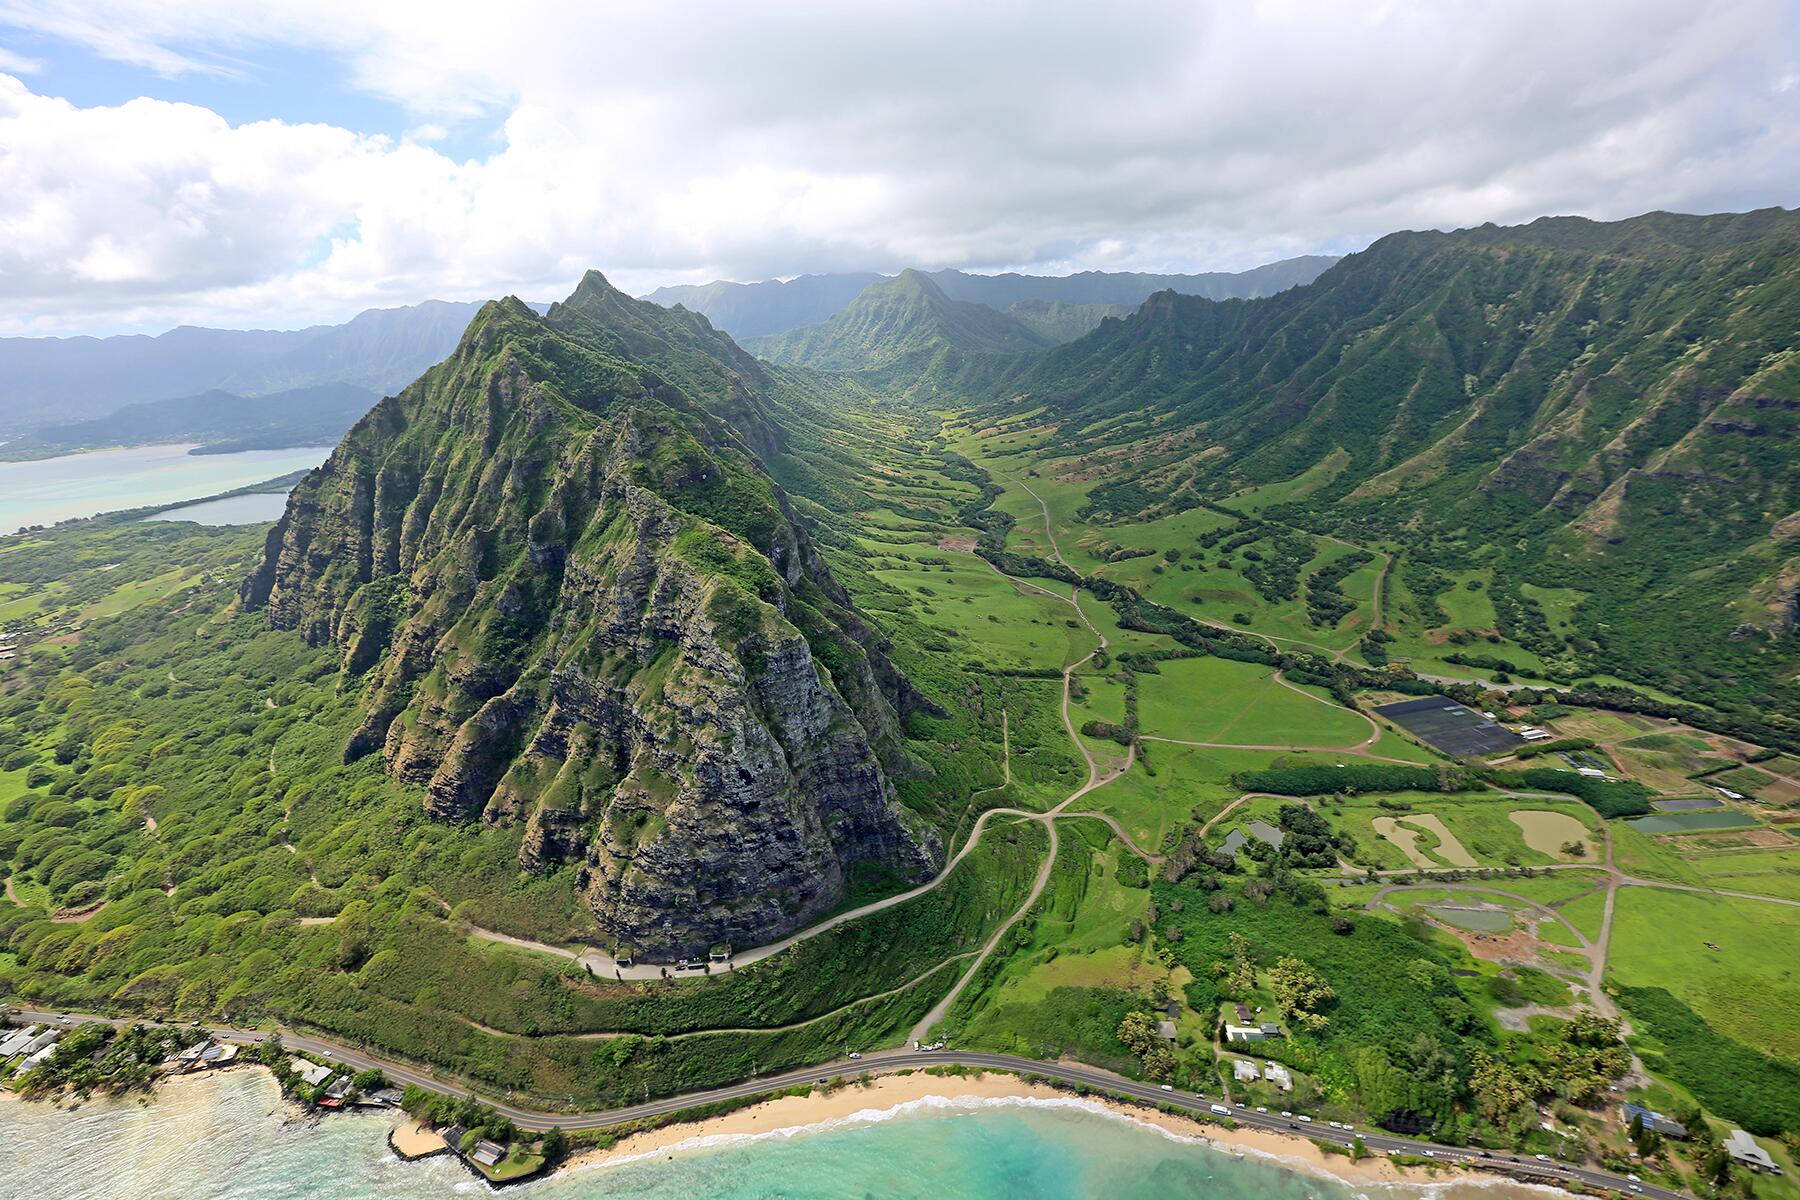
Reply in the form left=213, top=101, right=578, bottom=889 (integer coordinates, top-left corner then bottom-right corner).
left=0, top=1025, right=41, bottom=1057
left=1726, top=1129, right=1780, bottom=1174
left=1224, top=1023, right=1267, bottom=1043
left=1263, top=1062, right=1293, bottom=1091
left=290, top=1058, right=334, bottom=1088
left=1232, top=1058, right=1259, bottom=1083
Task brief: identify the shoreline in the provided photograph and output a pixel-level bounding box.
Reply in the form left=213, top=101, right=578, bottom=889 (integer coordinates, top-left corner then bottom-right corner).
left=557, top=1069, right=1550, bottom=1193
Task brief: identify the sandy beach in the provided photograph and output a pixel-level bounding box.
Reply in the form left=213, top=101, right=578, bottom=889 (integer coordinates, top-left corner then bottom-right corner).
left=563, top=1069, right=1496, bottom=1190
left=388, top=1119, right=447, bottom=1159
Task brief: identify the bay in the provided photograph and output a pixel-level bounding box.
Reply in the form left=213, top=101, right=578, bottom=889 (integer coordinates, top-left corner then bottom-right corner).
left=0, top=1070, right=1556, bottom=1200
left=0, top=444, right=331, bottom=535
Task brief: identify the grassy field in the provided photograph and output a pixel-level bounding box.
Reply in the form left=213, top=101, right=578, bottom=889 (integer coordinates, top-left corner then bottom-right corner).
left=1135, top=656, right=1369, bottom=747
left=1607, top=886, right=1800, bottom=1064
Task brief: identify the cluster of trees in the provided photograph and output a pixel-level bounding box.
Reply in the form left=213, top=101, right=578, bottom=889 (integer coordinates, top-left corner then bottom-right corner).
left=1267, top=955, right=1335, bottom=1031
left=1305, top=551, right=1374, bottom=628
left=1619, top=986, right=1800, bottom=1137
left=1115, top=1010, right=1177, bottom=1079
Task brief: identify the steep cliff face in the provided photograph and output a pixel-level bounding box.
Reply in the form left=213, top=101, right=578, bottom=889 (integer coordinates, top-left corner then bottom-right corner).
left=241, top=273, right=939, bottom=958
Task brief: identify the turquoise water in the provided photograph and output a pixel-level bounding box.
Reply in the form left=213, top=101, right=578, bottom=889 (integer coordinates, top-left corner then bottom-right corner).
left=0, top=1070, right=1542, bottom=1200
left=0, top=443, right=330, bottom=534
left=144, top=490, right=294, bottom=526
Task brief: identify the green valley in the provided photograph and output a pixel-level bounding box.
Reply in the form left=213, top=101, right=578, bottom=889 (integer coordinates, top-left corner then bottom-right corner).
left=3, top=207, right=1797, bottom=1197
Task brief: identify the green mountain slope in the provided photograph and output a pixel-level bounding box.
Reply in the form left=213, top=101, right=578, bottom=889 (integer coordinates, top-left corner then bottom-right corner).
left=990, top=208, right=1800, bottom=722
left=240, top=271, right=940, bottom=958
left=747, top=270, right=1050, bottom=395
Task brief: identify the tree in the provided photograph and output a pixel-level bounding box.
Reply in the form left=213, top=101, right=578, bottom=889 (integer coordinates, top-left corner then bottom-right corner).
left=1268, top=956, right=1335, bottom=1031
left=541, top=1126, right=567, bottom=1160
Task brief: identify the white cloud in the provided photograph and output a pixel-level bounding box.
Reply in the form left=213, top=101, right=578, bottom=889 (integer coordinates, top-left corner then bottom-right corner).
left=0, top=0, right=1796, bottom=334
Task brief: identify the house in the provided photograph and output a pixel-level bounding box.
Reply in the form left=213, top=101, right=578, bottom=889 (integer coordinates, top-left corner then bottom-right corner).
left=1224, top=1023, right=1266, bottom=1044
left=324, top=1076, right=352, bottom=1101
left=1234, top=1003, right=1254, bottom=1022
left=1725, top=1129, right=1780, bottom=1174
left=176, top=1040, right=212, bottom=1066
left=471, top=1139, right=506, bottom=1168
left=1232, top=1058, right=1259, bottom=1083
left=290, top=1057, right=334, bottom=1088
left=199, top=1043, right=238, bottom=1068
left=12, top=1028, right=59, bottom=1059
left=1156, top=1019, right=1178, bottom=1040
left=21, top=1037, right=61, bottom=1070
left=442, top=1124, right=468, bottom=1154
left=1259, top=1022, right=1283, bottom=1037
left=364, top=1087, right=404, bottom=1107
left=0, top=1025, right=41, bottom=1057
left=1577, top=767, right=1606, bottom=778
left=1717, top=788, right=1744, bottom=801
left=1263, top=1063, right=1293, bottom=1092
left=1621, top=1102, right=1688, bottom=1140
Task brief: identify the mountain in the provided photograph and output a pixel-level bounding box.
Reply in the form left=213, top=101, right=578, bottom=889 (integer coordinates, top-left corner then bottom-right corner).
left=642, top=273, right=885, bottom=340
left=644, top=257, right=1339, bottom=340
left=0, top=299, right=534, bottom=436
left=924, top=258, right=1341, bottom=309
left=6, top=382, right=379, bottom=458
left=991, top=207, right=1800, bottom=718
left=239, top=271, right=939, bottom=958
left=999, top=298, right=1133, bottom=343
left=746, top=270, right=1050, bottom=395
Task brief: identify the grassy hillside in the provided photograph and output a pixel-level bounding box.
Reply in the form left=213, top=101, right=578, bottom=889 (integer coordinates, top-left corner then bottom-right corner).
left=983, top=208, right=1800, bottom=727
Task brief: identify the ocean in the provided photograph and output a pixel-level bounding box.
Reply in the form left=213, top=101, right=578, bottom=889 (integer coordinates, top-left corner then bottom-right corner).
left=0, top=443, right=331, bottom=535
left=0, top=1070, right=1557, bottom=1200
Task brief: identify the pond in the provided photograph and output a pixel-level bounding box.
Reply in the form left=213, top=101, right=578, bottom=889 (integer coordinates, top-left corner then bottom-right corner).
left=1626, top=810, right=1759, bottom=834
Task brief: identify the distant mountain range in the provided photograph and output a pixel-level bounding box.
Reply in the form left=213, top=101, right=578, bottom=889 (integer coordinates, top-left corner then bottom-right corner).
left=643, top=257, right=1338, bottom=340
left=5, top=382, right=381, bottom=459
left=0, top=299, right=543, bottom=439
left=747, top=270, right=1052, bottom=394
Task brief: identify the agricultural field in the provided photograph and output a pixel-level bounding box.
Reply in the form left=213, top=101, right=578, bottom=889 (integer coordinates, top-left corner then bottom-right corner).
left=1607, top=886, right=1800, bottom=1066
left=1134, top=656, right=1370, bottom=747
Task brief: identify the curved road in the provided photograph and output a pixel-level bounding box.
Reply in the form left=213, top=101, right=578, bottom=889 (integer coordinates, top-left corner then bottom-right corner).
left=9, top=1008, right=1681, bottom=1200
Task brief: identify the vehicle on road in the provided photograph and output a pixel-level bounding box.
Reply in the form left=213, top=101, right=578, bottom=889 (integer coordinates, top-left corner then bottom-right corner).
left=1297, top=1115, right=1312, bottom=1123
left=848, top=1052, right=861, bottom=1059
left=1210, top=1104, right=1231, bottom=1116
left=1255, top=1106, right=1267, bottom=1113
left=1160, top=1084, right=1172, bottom=1092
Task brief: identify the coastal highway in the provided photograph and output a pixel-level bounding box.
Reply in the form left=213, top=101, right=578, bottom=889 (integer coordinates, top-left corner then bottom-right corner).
left=10, top=1008, right=1681, bottom=1199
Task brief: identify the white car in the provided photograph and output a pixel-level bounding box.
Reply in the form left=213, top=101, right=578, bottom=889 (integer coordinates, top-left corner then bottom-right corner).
left=1629, top=1187, right=1642, bottom=1194
left=1424, top=1151, right=1436, bottom=1158
left=1627, top=1176, right=1640, bottom=1183
left=1281, top=1111, right=1293, bottom=1118
left=1535, top=1154, right=1550, bottom=1162
left=847, top=1052, right=861, bottom=1059
left=1160, top=1084, right=1173, bottom=1092
left=1255, top=1106, right=1267, bottom=1113
left=1297, top=1115, right=1312, bottom=1123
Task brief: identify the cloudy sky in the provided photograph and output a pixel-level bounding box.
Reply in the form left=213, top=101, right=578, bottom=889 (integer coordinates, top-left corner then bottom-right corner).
left=1, top=0, right=1796, bottom=336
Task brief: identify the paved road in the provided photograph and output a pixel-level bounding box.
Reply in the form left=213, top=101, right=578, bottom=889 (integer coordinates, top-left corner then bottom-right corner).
left=10, top=1008, right=1681, bottom=1199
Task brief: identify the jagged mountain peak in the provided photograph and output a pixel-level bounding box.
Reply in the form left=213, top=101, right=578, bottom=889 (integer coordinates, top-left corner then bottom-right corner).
left=240, top=270, right=940, bottom=958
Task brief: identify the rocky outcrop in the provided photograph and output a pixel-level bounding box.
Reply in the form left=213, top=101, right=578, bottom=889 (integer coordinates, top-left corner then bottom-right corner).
left=241, top=275, right=940, bottom=958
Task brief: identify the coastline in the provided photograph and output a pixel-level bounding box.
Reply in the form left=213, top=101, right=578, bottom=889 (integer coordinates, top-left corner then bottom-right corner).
left=559, top=1070, right=1531, bottom=1192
